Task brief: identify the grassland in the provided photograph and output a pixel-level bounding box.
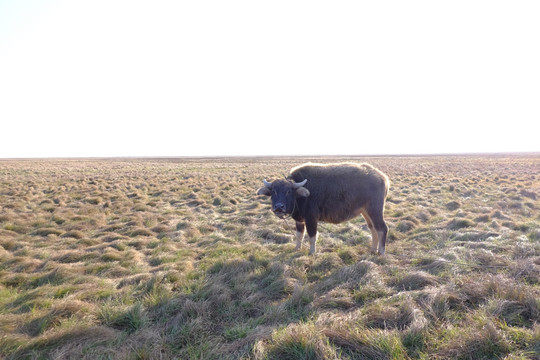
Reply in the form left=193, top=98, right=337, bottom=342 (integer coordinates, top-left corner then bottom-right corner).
left=0, top=155, right=539, bottom=359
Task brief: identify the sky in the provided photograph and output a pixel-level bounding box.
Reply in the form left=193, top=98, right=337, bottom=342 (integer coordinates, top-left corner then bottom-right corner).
left=1, top=0, right=539, bottom=158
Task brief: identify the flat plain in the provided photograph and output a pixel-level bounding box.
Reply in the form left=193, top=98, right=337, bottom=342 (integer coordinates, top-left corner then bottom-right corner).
left=0, top=155, right=539, bottom=359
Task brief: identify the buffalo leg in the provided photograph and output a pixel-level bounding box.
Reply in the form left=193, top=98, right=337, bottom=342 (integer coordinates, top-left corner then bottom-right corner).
left=305, top=217, right=318, bottom=255
left=361, top=210, right=379, bottom=254
left=295, top=221, right=305, bottom=250
left=370, top=211, right=388, bottom=255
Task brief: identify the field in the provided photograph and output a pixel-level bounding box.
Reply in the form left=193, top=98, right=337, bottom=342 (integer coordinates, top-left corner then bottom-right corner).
left=1, top=155, right=539, bottom=359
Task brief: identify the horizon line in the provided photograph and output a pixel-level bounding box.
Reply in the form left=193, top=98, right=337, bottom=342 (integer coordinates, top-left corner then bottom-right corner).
left=1, top=151, right=539, bottom=161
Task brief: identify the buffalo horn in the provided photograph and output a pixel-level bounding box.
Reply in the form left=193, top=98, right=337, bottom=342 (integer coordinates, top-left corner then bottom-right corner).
left=293, top=179, right=307, bottom=188
left=263, top=179, right=272, bottom=188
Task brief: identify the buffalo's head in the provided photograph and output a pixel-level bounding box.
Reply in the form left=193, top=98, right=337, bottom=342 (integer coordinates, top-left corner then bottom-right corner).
left=256, top=178, right=310, bottom=218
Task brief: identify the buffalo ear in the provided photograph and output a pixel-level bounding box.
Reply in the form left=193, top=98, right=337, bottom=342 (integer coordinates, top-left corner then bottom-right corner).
left=256, top=187, right=272, bottom=196
left=295, top=187, right=310, bottom=198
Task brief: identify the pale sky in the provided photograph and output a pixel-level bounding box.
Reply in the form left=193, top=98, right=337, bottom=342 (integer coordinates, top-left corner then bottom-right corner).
left=1, top=1, right=539, bottom=158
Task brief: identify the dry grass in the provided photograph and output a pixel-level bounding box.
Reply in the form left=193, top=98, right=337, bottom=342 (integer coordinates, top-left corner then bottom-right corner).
left=0, top=154, right=539, bottom=359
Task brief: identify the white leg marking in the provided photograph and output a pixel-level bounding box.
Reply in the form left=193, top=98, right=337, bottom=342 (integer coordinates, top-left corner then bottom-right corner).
left=295, top=231, right=304, bottom=250
left=377, top=230, right=386, bottom=255
left=371, top=232, right=379, bottom=254
left=308, top=233, right=318, bottom=255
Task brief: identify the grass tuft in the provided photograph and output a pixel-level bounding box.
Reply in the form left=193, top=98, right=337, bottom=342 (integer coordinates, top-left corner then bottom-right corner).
left=447, top=218, right=476, bottom=230
left=389, top=270, right=439, bottom=291
left=100, top=303, right=146, bottom=334
left=259, top=322, right=338, bottom=360
left=20, top=300, right=94, bottom=336
left=32, top=227, right=64, bottom=237
left=437, top=321, right=511, bottom=359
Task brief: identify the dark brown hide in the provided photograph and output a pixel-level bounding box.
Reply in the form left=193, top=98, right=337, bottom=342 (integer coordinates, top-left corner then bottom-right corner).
left=288, top=162, right=389, bottom=224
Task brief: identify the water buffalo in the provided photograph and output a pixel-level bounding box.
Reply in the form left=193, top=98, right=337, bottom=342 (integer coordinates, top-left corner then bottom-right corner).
left=256, top=162, right=390, bottom=255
